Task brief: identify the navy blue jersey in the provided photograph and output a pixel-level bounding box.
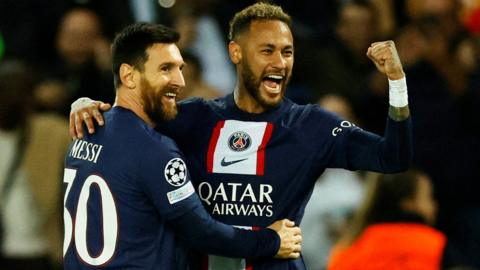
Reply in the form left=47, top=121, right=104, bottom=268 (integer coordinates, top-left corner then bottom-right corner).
left=63, top=107, right=280, bottom=270
left=160, top=94, right=413, bottom=270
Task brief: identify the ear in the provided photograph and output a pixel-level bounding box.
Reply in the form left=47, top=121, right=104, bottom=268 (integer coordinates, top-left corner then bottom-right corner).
left=119, top=63, right=136, bottom=89
left=228, top=41, right=242, bottom=64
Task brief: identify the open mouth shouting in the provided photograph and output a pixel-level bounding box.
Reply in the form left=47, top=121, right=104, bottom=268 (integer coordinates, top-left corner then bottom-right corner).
left=262, top=74, right=284, bottom=95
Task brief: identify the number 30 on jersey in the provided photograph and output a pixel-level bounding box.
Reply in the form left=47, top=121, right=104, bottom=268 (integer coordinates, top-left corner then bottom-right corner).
left=63, top=168, right=118, bottom=266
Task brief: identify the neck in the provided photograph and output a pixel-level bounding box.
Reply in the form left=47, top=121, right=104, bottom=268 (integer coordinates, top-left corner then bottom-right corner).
left=114, top=87, right=155, bottom=127
left=233, top=85, right=266, bottom=114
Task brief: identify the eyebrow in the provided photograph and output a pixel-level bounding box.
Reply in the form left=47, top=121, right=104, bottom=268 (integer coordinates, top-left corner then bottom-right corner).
left=158, top=61, right=186, bottom=70
left=259, top=43, right=294, bottom=50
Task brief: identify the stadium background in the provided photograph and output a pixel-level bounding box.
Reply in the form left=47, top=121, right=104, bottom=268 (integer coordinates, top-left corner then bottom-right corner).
left=0, top=0, right=479, bottom=269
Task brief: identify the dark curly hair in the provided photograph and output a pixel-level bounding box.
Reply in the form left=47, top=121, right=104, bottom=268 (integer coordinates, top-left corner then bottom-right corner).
left=228, top=2, right=291, bottom=41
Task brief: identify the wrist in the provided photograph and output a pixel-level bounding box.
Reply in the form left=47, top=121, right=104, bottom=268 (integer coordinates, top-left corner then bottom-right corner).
left=261, top=228, right=281, bottom=257
left=387, top=71, right=405, bottom=81
left=389, top=76, right=408, bottom=108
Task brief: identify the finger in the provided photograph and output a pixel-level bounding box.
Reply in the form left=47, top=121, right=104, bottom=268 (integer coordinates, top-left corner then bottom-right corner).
left=366, top=46, right=373, bottom=57
left=294, top=235, right=303, bottom=244
left=92, top=109, right=105, bottom=126
left=74, top=113, right=84, bottom=139
left=72, top=97, right=94, bottom=112
left=366, top=47, right=378, bottom=62
left=69, top=112, right=77, bottom=140
left=99, top=102, right=112, bottom=111
left=291, top=227, right=301, bottom=235
left=289, top=252, right=300, bottom=259
left=372, top=45, right=397, bottom=61
left=370, top=46, right=391, bottom=60
left=372, top=46, right=393, bottom=56
left=293, top=243, right=302, bottom=253
left=371, top=40, right=394, bottom=49
left=284, top=219, right=295, bottom=227
left=370, top=51, right=390, bottom=64
left=83, top=111, right=95, bottom=134
left=370, top=41, right=385, bottom=47
left=371, top=42, right=389, bottom=51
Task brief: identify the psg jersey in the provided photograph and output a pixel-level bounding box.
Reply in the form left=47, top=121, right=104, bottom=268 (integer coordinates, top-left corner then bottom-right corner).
left=160, top=94, right=412, bottom=270
left=63, top=107, right=280, bottom=270
left=63, top=107, right=200, bottom=269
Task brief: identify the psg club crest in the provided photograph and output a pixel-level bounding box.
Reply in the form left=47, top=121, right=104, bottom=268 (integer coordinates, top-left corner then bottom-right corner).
left=164, top=158, right=187, bottom=187
left=228, top=131, right=251, bottom=152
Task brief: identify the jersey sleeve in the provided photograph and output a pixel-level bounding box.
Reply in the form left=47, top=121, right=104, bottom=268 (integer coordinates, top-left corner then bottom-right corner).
left=138, top=136, right=280, bottom=258
left=169, top=203, right=280, bottom=258
left=138, top=136, right=200, bottom=219
left=311, top=106, right=413, bottom=173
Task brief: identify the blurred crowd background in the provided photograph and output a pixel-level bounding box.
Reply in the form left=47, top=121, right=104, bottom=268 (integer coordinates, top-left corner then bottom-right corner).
left=0, top=0, right=479, bottom=269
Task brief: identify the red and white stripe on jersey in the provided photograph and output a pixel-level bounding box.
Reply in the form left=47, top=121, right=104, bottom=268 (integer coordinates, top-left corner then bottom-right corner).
left=207, top=120, right=273, bottom=175
left=202, top=226, right=260, bottom=270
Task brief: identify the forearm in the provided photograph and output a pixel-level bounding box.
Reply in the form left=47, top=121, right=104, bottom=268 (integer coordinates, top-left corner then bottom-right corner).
left=388, top=105, right=409, bottom=121
left=171, top=204, right=279, bottom=258
left=351, top=75, right=412, bottom=171
left=380, top=115, right=413, bottom=172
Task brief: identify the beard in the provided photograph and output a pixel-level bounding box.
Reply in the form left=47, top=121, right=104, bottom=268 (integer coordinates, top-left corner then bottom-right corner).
left=240, top=57, right=289, bottom=110
left=140, top=76, right=177, bottom=125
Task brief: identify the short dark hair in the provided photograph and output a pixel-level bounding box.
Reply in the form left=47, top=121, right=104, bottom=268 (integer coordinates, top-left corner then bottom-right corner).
left=228, top=2, right=291, bottom=41
left=111, top=23, right=180, bottom=88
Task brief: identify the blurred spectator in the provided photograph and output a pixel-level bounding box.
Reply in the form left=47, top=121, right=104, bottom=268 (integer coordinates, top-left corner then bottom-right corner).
left=327, top=170, right=470, bottom=270
left=405, top=0, right=457, bottom=21
left=35, top=8, right=114, bottom=116
left=317, top=94, right=358, bottom=126
left=371, top=0, right=397, bottom=38
left=303, top=0, right=387, bottom=133
left=461, top=0, right=480, bottom=34
left=60, top=0, right=137, bottom=38
left=172, top=0, right=236, bottom=94
left=274, top=0, right=339, bottom=41
left=301, top=95, right=365, bottom=270
left=0, top=59, right=69, bottom=270
left=0, top=0, right=64, bottom=64
left=453, top=32, right=480, bottom=136
left=177, top=51, right=222, bottom=101
left=394, top=6, right=480, bottom=266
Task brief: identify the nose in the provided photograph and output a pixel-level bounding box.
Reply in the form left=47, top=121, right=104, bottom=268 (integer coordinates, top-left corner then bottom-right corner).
left=172, top=68, right=186, bottom=88
left=271, top=51, right=287, bottom=69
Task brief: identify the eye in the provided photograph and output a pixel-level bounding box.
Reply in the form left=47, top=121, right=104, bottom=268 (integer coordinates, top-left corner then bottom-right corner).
left=160, top=65, right=170, bottom=72
left=283, top=50, right=294, bottom=57
left=261, top=49, right=273, bottom=54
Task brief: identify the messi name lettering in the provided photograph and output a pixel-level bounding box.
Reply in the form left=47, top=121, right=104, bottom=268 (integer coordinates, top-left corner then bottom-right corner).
left=69, top=139, right=104, bottom=164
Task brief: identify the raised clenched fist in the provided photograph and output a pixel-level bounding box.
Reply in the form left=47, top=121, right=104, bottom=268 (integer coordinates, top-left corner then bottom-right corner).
left=366, top=40, right=405, bottom=80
